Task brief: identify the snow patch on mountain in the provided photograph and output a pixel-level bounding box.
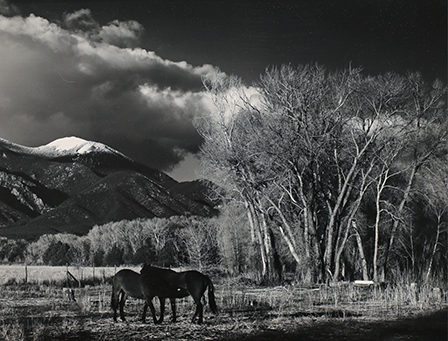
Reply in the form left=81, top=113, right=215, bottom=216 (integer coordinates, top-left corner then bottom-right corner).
left=0, top=136, right=131, bottom=160
left=36, top=137, right=121, bottom=157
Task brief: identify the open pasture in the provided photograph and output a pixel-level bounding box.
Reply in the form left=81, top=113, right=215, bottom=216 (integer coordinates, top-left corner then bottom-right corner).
left=0, top=265, right=446, bottom=340
left=0, top=264, right=139, bottom=286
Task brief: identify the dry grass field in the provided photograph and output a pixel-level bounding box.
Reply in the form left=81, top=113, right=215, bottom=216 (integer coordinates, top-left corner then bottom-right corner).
left=0, top=265, right=446, bottom=340
left=0, top=265, right=140, bottom=286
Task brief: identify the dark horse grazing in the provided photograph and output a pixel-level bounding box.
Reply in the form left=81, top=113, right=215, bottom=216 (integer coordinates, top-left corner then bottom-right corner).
left=140, top=264, right=218, bottom=324
left=111, top=269, right=187, bottom=324
left=111, top=266, right=218, bottom=324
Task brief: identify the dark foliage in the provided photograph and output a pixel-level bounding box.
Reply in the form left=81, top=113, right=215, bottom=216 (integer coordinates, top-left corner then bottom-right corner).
left=42, top=241, right=71, bottom=266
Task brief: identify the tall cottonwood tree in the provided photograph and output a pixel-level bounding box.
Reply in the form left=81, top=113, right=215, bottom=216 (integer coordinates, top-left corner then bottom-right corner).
left=198, top=64, right=446, bottom=283
left=420, top=161, right=447, bottom=283
left=198, top=73, right=282, bottom=284
left=380, top=73, right=447, bottom=279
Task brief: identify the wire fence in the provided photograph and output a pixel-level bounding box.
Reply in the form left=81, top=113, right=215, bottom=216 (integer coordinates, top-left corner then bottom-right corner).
left=0, top=264, right=140, bottom=286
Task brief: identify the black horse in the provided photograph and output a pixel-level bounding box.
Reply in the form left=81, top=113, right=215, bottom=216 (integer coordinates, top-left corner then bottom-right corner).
left=140, top=264, right=218, bottom=324
left=111, top=269, right=187, bottom=324
left=111, top=266, right=218, bottom=324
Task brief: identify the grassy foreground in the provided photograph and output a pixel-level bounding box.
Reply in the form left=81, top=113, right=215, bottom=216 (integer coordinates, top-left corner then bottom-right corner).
left=0, top=266, right=446, bottom=340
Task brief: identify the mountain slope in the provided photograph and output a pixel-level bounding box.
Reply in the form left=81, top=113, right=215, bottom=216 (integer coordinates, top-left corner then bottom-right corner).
left=0, top=137, right=215, bottom=239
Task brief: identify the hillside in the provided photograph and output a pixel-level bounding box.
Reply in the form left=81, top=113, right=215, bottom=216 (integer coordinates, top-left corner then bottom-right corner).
left=0, top=137, right=216, bottom=239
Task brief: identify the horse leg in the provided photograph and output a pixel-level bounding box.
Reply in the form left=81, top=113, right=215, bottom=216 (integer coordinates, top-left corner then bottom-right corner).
left=111, top=288, right=119, bottom=322
left=142, top=302, right=148, bottom=323
left=119, top=291, right=128, bottom=321
left=191, top=296, right=203, bottom=324
left=170, top=298, right=177, bottom=322
left=145, top=296, right=159, bottom=324
left=158, top=297, right=166, bottom=324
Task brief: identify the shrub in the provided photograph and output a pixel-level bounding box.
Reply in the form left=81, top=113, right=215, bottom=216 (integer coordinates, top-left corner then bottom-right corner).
left=0, top=239, right=28, bottom=263
left=93, top=249, right=105, bottom=267
left=132, top=238, right=156, bottom=264
left=42, top=241, right=71, bottom=266
left=104, top=245, right=124, bottom=266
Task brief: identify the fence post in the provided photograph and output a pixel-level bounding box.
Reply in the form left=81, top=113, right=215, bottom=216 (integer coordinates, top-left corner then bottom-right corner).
left=67, top=270, right=81, bottom=288
left=24, top=262, right=28, bottom=284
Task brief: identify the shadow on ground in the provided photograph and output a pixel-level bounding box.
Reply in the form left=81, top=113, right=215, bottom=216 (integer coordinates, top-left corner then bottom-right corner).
left=218, top=309, right=448, bottom=341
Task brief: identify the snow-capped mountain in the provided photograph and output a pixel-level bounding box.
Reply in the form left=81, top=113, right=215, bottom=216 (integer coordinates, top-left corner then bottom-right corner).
left=35, top=136, right=131, bottom=159
left=0, top=137, right=216, bottom=239
left=0, top=136, right=130, bottom=160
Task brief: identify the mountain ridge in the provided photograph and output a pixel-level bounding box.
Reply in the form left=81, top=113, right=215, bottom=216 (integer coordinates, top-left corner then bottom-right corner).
left=0, top=136, right=130, bottom=160
left=0, top=137, right=216, bottom=239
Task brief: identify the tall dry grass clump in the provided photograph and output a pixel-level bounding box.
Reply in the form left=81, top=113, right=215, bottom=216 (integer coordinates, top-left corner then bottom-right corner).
left=215, top=273, right=446, bottom=319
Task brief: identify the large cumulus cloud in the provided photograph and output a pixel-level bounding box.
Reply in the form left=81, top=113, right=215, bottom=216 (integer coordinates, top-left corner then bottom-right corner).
left=0, top=8, right=221, bottom=171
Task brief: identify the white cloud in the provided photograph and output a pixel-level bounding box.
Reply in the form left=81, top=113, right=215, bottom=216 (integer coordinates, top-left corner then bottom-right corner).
left=64, top=8, right=99, bottom=32
left=99, top=20, right=143, bottom=47
left=168, top=152, right=201, bottom=181
left=0, top=10, right=223, bottom=170
left=63, top=9, right=144, bottom=48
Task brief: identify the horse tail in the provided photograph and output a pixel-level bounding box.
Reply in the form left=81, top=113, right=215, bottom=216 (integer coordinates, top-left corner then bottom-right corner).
left=207, top=276, right=218, bottom=314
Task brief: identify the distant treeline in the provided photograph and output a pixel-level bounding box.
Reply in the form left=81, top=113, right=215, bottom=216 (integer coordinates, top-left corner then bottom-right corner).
left=0, top=217, right=220, bottom=269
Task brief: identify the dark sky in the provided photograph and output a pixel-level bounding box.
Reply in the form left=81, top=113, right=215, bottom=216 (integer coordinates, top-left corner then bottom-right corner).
left=15, top=0, right=447, bottom=83
left=0, top=0, right=446, bottom=180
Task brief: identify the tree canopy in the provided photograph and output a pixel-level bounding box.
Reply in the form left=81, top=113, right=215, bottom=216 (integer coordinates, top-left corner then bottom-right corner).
left=197, top=64, right=447, bottom=284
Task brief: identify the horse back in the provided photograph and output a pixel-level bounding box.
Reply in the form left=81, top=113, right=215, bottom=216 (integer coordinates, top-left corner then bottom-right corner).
left=184, top=270, right=210, bottom=294
left=140, top=265, right=189, bottom=298
left=140, top=265, right=213, bottom=299
left=113, top=269, right=145, bottom=299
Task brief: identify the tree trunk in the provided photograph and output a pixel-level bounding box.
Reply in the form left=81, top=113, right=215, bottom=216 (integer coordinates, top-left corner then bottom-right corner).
left=247, top=200, right=268, bottom=279
left=265, top=196, right=302, bottom=266
left=324, top=139, right=374, bottom=281
left=260, top=211, right=274, bottom=281
left=245, top=200, right=256, bottom=243
left=307, top=207, right=322, bottom=282
left=425, top=217, right=442, bottom=283
left=333, top=222, right=351, bottom=283
left=258, top=199, right=282, bottom=285
left=353, top=221, right=369, bottom=281
left=373, top=189, right=381, bottom=283
left=297, top=173, right=318, bottom=281
left=382, top=164, right=416, bottom=278
left=334, top=162, right=374, bottom=282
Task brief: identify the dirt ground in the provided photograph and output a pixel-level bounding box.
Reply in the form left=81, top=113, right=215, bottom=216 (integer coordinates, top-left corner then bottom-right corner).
left=0, top=284, right=446, bottom=340
left=12, top=308, right=446, bottom=341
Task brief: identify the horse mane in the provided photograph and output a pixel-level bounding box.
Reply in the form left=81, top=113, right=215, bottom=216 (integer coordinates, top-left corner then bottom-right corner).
left=141, top=263, right=162, bottom=272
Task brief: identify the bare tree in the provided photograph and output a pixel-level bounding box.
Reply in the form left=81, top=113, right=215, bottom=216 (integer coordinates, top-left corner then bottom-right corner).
left=177, top=217, right=219, bottom=270
left=198, top=73, right=281, bottom=283
left=198, top=65, right=447, bottom=284
left=421, top=162, right=447, bottom=283
left=381, top=74, right=447, bottom=278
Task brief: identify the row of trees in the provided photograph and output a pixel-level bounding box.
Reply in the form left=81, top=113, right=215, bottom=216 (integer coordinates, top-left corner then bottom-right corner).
left=0, top=204, right=254, bottom=276
left=0, top=214, right=250, bottom=275
left=22, top=217, right=220, bottom=269
left=0, top=206, right=255, bottom=275
left=197, top=64, right=447, bottom=284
